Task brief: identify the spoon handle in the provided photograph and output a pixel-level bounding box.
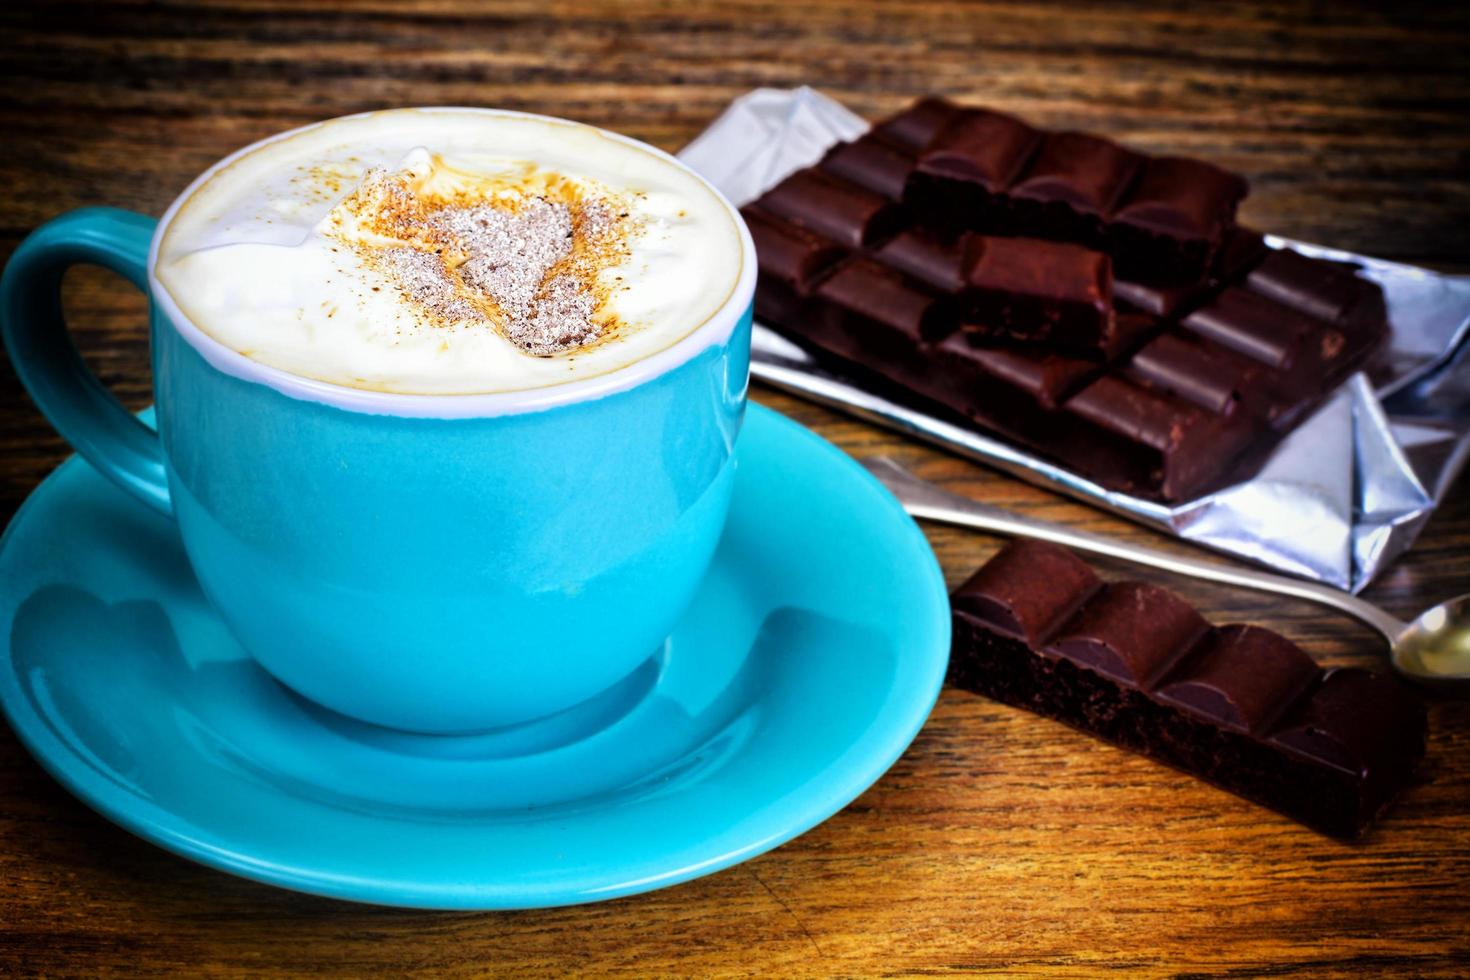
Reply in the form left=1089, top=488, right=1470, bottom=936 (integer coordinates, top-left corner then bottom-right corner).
left=864, top=458, right=1410, bottom=643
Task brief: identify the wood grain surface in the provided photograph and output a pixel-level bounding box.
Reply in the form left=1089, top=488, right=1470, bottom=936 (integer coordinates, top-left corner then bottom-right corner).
left=2, top=1, right=1469, bottom=976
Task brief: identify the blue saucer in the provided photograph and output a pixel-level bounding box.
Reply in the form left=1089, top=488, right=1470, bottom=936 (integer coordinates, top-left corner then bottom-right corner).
left=0, top=403, right=949, bottom=909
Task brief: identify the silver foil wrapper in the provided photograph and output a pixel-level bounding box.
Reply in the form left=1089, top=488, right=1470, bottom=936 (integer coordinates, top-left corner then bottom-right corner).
left=680, top=87, right=1470, bottom=592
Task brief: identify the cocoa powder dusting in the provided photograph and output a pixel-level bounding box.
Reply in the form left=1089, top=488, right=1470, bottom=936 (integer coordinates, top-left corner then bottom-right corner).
left=331, top=167, right=633, bottom=356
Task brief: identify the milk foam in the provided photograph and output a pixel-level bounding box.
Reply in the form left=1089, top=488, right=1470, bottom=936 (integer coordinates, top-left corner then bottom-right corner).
left=154, top=109, right=744, bottom=395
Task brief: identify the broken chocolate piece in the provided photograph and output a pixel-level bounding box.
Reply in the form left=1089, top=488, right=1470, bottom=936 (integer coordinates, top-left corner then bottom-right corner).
left=949, top=540, right=1426, bottom=838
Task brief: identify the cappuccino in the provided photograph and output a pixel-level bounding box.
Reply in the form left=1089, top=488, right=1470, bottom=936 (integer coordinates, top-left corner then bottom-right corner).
left=155, top=109, right=745, bottom=394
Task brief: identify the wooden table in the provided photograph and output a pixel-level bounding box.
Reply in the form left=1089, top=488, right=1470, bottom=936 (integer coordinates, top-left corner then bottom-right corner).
left=2, top=2, right=1468, bottom=975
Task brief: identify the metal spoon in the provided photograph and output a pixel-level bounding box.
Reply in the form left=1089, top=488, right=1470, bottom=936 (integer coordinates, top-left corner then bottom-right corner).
left=864, top=457, right=1470, bottom=691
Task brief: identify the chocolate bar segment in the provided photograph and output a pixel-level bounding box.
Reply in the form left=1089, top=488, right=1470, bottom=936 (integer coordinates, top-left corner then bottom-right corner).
left=916, top=108, right=1041, bottom=191
left=1269, top=670, right=1429, bottom=834
left=754, top=167, right=904, bottom=249
left=1247, top=248, right=1383, bottom=330
left=1062, top=372, right=1257, bottom=499
left=744, top=206, right=845, bottom=292
left=1183, top=288, right=1322, bottom=370
left=962, top=237, right=1115, bottom=355
left=949, top=540, right=1426, bottom=838
left=1155, top=625, right=1318, bottom=735
left=808, top=256, right=945, bottom=386
left=876, top=230, right=968, bottom=295
left=1049, top=582, right=1207, bottom=688
left=819, top=134, right=915, bottom=201
left=949, top=537, right=1101, bottom=645
left=931, top=336, right=1099, bottom=411
left=1110, top=157, right=1249, bottom=282
left=1125, top=331, right=1269, bottom=419
left=873, top=96, right=963, bottom=151
left=1248, top=249, right=1357, bottom=322
left=743, top=205, right=846, bottom=327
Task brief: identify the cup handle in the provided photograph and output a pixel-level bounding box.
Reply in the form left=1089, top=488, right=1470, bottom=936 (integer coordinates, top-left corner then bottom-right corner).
left=1, top=207, right=171, bottom=517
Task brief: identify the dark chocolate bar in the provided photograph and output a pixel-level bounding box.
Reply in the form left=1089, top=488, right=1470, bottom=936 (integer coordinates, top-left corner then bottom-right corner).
left=745, top=113, right=1388, bottom=501
left=949, top=540, right=1426, bottom=838
left=893, top=99, right=1249, bottom=283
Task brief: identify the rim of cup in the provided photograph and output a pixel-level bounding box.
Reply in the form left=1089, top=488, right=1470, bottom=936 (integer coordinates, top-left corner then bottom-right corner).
left=146, top=106, right=757, bottom=419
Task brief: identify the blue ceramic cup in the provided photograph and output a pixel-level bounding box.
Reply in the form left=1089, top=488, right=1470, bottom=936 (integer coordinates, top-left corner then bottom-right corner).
left=1, top=112, right=756, bottom=733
